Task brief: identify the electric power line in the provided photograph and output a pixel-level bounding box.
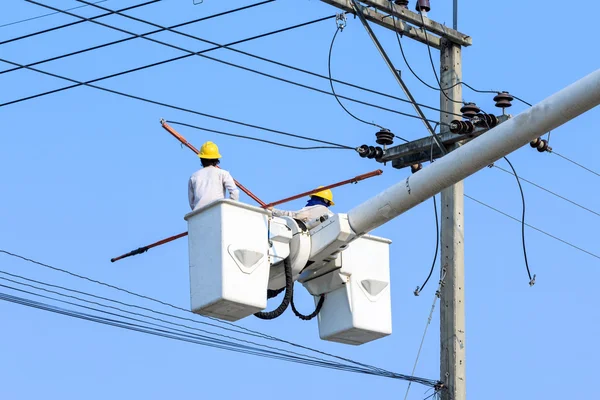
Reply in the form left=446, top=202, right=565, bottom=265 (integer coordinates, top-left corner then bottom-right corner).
left=493, top=165, right=600, bottom=218
left=0, top=286, right=404, bottom=378
left=0, top=18, right=369, bottom=149
left=551, top=151, right=600, bottom=178
left=166, top=120, right=354, bottom=150
left=0, top=0, right=159, bottom=46
left=9, top=3, right=444, bottom=126
left=0, top=1, right=274, bottom=77
left=0, top=0, right=108, bottom=29
left=0, top=271, right=383, bottom=375
left=463, top=195, right=600, bottom=260
left=0, top=249, right=426, bottom=379
left=1, top=7, right=456, bottom=121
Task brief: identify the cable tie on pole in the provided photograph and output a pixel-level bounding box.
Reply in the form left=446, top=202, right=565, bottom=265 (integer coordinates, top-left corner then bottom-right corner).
left=336, top=13, right=347, bottom=30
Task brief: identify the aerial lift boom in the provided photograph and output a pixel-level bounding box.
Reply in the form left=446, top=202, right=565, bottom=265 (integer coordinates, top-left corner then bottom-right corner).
left=185, top=69, right=600, bottom=345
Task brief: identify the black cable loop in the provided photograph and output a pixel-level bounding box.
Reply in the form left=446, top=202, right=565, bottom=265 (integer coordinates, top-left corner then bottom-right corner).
left=503, top=156, right=536, bottom=286
left=267, top=287, right=285, bottom=299
left=254, top=258, right=293, bottom=320
left=328, top=26, right=386, bottom=130
left=291, top=292, right=325, bottom=321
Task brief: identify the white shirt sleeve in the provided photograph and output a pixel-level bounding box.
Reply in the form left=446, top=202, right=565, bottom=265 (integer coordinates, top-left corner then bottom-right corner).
left=271, top=209, right=297, bottom=218
left=188, top=177, right=195, bottom=210
left=223, top=171, right=240, bottom=201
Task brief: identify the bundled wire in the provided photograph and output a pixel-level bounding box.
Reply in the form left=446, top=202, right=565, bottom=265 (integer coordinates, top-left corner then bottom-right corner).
left=0, top=266, right=440, bottom=386
left=0, top=249, right=442, bottom=385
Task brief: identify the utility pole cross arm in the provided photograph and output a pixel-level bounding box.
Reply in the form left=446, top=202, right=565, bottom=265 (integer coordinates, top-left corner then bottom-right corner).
left=320, top=0, right=441, bottom=48
left=360, top=0, right=472, bottom=46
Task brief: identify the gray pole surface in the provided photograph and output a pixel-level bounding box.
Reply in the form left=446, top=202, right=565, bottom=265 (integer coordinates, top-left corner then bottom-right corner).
left=439, top=38, right=465, bottom=400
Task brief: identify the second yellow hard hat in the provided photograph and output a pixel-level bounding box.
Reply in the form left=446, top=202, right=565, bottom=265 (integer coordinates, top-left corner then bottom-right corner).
left=310, top=186, right=335, bottom=206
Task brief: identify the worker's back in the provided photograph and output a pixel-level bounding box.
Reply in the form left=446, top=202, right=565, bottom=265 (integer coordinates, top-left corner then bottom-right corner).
left=188, top=166, right=239, bottom=210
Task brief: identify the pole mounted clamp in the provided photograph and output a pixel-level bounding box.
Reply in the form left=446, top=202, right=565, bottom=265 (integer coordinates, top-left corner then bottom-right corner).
left=335, top=13, right=347, bottom=30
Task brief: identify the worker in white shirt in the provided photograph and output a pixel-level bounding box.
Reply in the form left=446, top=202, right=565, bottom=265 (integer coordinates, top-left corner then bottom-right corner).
left=270, top=187, right=335, bottom=230
left=188, top=141, right=239, bottom=211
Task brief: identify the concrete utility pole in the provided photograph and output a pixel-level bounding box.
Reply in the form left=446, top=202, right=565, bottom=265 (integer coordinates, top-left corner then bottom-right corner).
left=439, top=38, right=465, bottom=400
left=319, top=1, right=470, bottom=399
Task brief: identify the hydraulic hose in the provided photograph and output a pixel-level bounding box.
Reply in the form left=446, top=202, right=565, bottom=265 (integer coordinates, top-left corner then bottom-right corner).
left=254, top=258, right=293, bottom=320
left=291, top=293, right=325, bottom=321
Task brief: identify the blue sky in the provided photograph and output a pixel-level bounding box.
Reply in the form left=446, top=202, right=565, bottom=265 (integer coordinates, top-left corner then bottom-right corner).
left=1, top=0, right=599, bottom=398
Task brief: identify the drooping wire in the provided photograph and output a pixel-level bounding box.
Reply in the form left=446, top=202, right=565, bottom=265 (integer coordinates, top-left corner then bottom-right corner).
left=328, top=25, right=385, bottom=130
left=166, top=121, right=353, bottom=151
left=502, top=157, right=535, bottom=285
left=414, top=135, right=440, bottom=296
left=0, top=0, right=108, bottom=29
left=414, top=195, right=439, bottom=296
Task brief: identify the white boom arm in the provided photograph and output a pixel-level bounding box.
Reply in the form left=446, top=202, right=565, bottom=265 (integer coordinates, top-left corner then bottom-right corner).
left=347, top=68, right=600, bottom=235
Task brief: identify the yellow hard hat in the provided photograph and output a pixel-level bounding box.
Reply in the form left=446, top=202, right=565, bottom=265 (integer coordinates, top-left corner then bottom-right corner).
left=198, top=141, right=222, bottom=159
left=310, top=186, right=334, bottom=206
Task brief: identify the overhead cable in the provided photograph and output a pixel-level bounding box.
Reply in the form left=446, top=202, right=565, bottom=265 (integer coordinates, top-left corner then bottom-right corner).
left=0, top=0, right=107, bottom=29
left=0, top=271, right=358, bottom=372
left=551, top=151, right=600, bottom=178
left=464, top=196, right=600, bottom=260
left=0, top=0, right=159, bottom=46
left=0, top=287, right=398, bottom=377
left=1, top=11, right=441, bottom=126
left=1, top=1, right=274, bottom=76
left=2, top=5, right=456, bottom=119
left=165, top=121, right=353, bottom=150
left=493, top=165, right=600, bottom=218
left=0, top=249, right=409, bottom=376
